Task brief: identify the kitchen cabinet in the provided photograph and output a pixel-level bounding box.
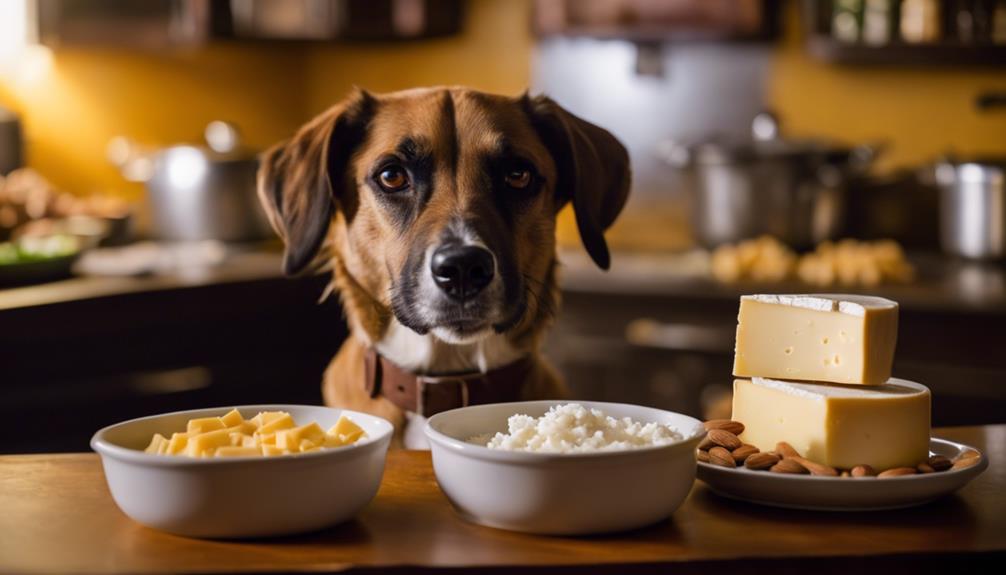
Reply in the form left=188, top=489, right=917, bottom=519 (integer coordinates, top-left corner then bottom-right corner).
left=35, top=0, right=464, bottom=47
left=803, top=0, right=1006, bottom=66
left=0, top=251, right=345, bottom=453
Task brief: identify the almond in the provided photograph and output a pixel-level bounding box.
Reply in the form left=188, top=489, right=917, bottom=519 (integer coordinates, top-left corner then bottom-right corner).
left=792, top=456, right=838, bottom=477
left=704, top=419, right=745, bottom=435
left=696, top=449, right=710, bottom=463
left=956, top=449, right=981, bottom=462
left=708, top=429, right=743, bottom=451
left=952, top=456, right=981, bottom=471
left=770, top=458, right=808, bottom=474
left=775, top=441, right=801, bottom=459
left=917, top=463, right=935, bottom=474
left=708, top=446, right=736, bottom=468
left=744, top=452, right=780, bottom=470
left=927, top=455, right=952, bottom=471
left=732, top=444, right=759, bottom=464
left=878, top=467, right=917, bottom=478
left=697, top=436, right=715, bottom=451
left=851, top=464, right=876, bottom=478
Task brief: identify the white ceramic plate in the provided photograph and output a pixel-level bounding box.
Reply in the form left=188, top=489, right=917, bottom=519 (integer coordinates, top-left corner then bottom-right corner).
left=697, top=437, right=988, bottom=511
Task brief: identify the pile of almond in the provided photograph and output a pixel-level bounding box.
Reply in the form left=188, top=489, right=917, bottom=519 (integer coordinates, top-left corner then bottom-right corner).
left=697, top=419, right=982, bottom=478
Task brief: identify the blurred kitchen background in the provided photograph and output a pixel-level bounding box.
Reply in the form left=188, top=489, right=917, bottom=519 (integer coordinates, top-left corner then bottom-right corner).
left=2, top=0, right=1005, bottom=453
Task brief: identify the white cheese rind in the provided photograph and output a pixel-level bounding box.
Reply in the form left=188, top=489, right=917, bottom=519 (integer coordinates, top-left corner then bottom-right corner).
left=751, top=376, right=927, bottom=399
left=741, top=294, right=897, bottom=317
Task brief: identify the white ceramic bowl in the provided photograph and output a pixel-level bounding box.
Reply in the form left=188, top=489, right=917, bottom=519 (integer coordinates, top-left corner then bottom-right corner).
left=91, top=404, right=393, bottom=538
left=424, top=400, right=706, bottom=535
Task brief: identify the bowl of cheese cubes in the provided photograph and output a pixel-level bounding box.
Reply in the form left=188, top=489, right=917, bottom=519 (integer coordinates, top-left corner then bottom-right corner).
left=91, top=405, right=393, bottom=538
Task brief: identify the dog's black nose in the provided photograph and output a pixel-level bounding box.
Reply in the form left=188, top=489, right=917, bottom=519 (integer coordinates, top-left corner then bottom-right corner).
left=431, top=245, right=495, bottom=300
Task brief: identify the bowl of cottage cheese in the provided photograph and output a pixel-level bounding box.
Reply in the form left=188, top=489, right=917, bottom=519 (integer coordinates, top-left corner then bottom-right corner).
left=424, top=401, right=705, bottom=535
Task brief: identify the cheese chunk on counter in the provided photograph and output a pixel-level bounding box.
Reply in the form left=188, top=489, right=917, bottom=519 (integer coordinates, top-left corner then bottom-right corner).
left=732, top=377, right=930, bottom=470
left=733, top=294, right=898, bottom=385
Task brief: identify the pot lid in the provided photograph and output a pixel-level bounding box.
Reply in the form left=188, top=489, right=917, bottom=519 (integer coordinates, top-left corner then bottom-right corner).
left=676, top=111, right=858, bottom=165
left=935, top=156, right=1006, bottom=185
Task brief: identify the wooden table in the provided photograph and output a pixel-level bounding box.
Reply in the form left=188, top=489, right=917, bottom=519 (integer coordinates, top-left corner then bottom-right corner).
left=3, top=426, right=1003, bottom=574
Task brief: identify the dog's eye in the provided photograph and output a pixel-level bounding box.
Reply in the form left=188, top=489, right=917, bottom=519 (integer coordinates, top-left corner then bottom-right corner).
left=377, top=166, right=410, bottom=192
left=504, top=168, right=532, bottom=190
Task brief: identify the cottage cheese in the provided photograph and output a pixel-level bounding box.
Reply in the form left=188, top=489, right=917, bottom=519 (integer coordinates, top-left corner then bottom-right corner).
left=472, top=403, right=683, bottom=453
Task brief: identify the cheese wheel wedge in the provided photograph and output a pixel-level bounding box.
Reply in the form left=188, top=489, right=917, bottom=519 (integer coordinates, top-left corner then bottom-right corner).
left=732, top=377, right=930, bottom=470
left=733, top=294, right=898, bottom=385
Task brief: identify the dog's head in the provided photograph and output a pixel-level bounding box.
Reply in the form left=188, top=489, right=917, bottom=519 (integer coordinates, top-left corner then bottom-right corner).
left=258, top=87, right=629, bottom=345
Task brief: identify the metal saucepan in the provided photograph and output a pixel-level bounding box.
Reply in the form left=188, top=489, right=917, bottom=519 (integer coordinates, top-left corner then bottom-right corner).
left=658, top=112, right=879, bottom=249
left=934, top=157, right=1006, bottom=260
left=111, top=121, right=273, bottom=243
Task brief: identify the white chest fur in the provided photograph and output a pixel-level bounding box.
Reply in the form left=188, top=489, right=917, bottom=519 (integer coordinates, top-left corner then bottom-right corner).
left=375, top=319, right=524, bottom=449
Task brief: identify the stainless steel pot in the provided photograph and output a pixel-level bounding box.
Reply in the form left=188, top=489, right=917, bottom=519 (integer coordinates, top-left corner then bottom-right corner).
left=935, top=158, right=1006, bottom=260
left=658, top=113, right=877, bottom=249
left=113, top=122, right=273, bottom=243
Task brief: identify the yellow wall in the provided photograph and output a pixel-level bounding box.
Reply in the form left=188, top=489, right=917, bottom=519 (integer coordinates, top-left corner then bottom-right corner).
left=769, top=4, right=1006, bottom=173
left=304, top=0, right=531, bottom=115
left=0, top=44, right=307, bottom=198
left=0, top=0, right=531, bottom=198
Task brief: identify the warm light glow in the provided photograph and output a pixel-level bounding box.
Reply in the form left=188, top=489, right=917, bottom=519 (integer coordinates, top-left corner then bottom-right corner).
left=165, top=147, right=208, bottom=189
left=0, top=0, right=51, bottom=84
left=0, top=0, right=29, bottom=73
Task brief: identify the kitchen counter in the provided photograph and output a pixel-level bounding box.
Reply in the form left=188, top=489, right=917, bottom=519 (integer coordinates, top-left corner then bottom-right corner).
left=559, top=249, right=1006, bottom=315
left=2, top=425, right=1002, bottom=574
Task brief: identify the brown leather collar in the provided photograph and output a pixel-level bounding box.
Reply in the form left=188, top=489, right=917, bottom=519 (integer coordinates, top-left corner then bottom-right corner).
left=364, top=348, right=533, bottom=418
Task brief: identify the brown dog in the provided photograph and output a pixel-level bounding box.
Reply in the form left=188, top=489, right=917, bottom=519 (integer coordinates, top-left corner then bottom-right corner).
left=257, top=87, right=630, bottom=447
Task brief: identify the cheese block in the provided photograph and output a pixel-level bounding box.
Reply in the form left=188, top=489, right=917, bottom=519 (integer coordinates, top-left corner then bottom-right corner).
left=732, top=377, right=930, bottom=470
left=733, top=294, right=898, bottom=385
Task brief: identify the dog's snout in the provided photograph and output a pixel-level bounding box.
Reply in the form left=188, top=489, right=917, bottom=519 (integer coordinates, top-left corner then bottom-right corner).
left=430, top=245, right=495, bottom=300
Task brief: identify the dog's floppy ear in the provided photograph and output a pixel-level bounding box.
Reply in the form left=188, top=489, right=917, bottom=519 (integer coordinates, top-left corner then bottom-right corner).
left=523, top=94, right=630, bottom=270
left=257, top=89, right=375, bottom=275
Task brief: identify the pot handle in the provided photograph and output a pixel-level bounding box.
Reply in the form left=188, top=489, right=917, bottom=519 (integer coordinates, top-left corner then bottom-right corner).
left=846, top=141, right=885, bottom=174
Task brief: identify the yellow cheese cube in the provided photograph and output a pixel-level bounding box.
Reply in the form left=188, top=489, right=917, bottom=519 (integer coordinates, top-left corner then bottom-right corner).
left=186, top=417, right=226, bottom=434
left=184, top=428, right=232, bottom=457
left=276, top=422, right=326, bottom=450
left=219, top=409, right=244, bottom=427
left=256, top=413, right=295, bottom=434
left=733, top=294, right=898, bottom=385
left=732, top=377, right=930, bottom=470
left=145, top=433, right=168, bottom=454
left=299, top=439, right=320, bottom=452
left=324, top=434, right=347, bottom=448
left=250, top=411, right=290, bottom=429
left=214, top=446, right=261, bottom=457
left=166, top=433, right=189, bottom=454
left=328, top=416, right=365, bottom=444
left=260, top=444, right=289, bottom=456
left=257, top=433, right=277, bottom=446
